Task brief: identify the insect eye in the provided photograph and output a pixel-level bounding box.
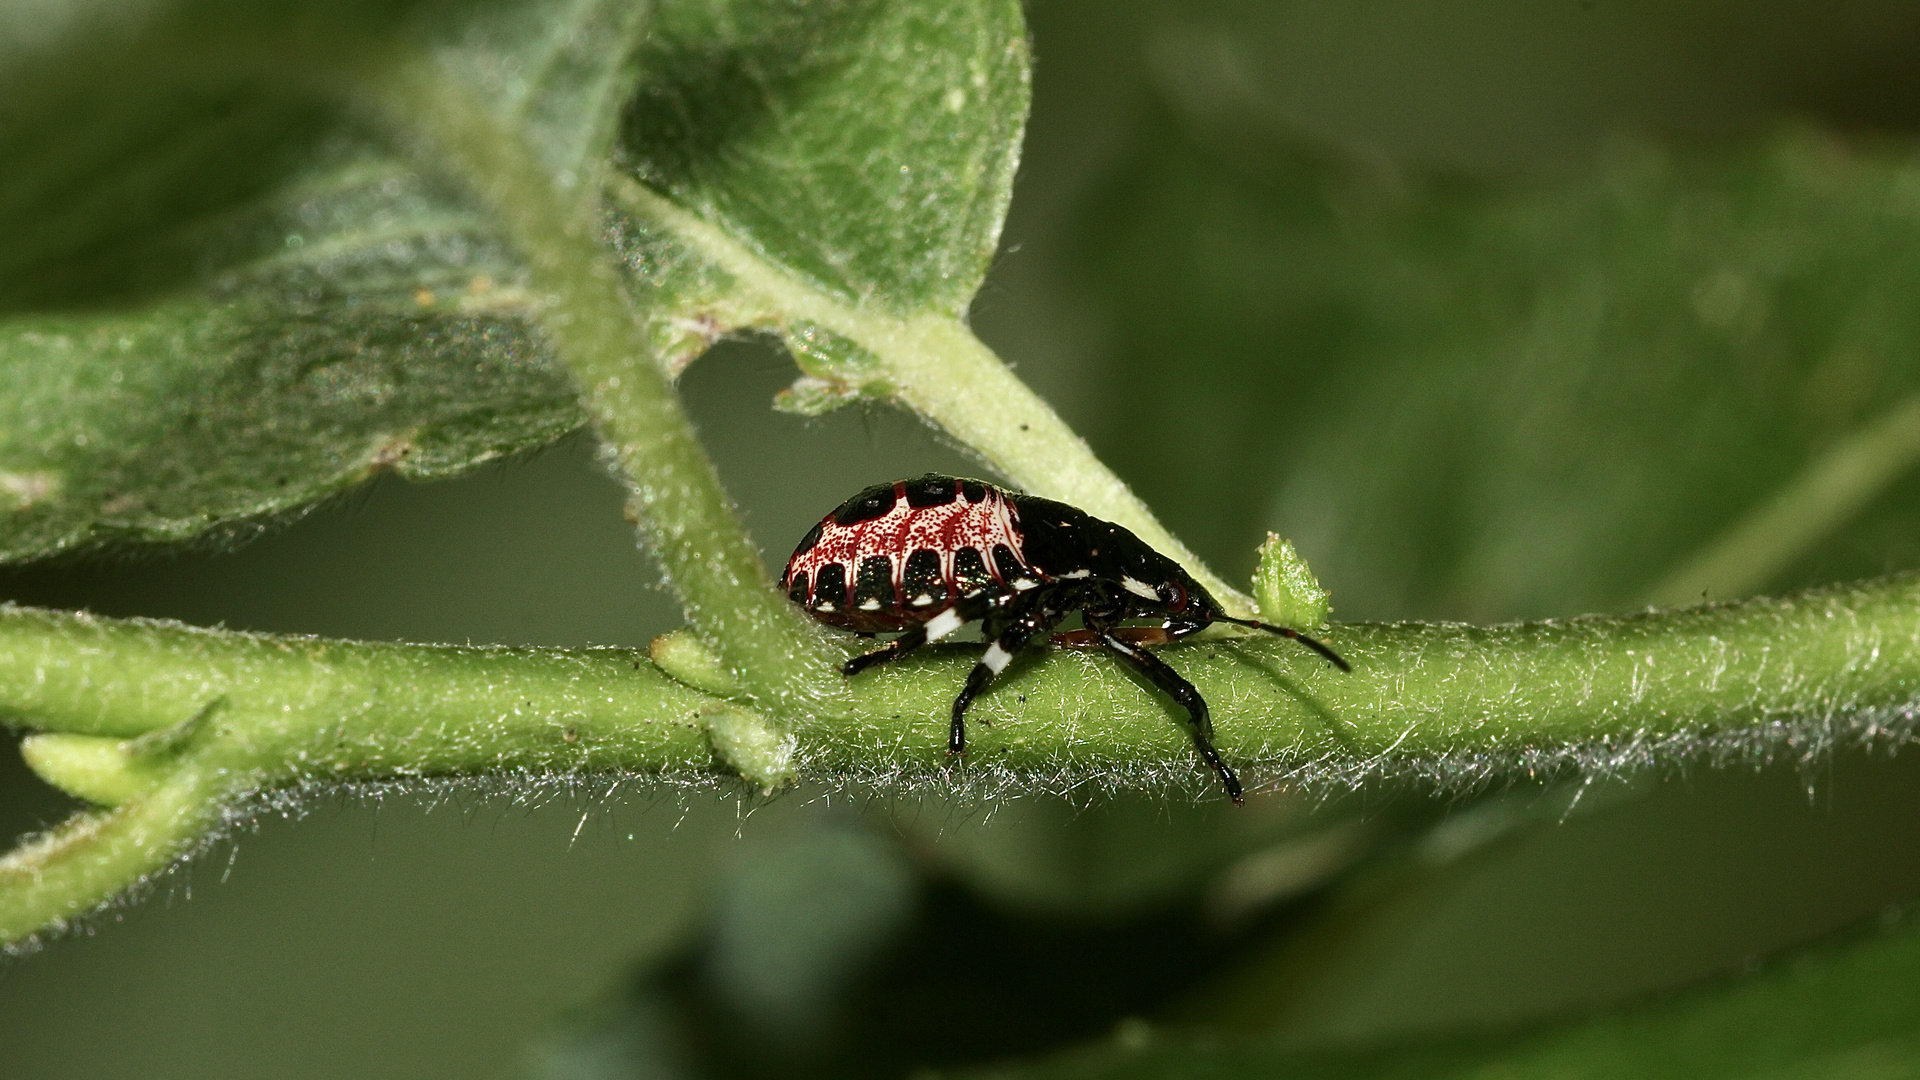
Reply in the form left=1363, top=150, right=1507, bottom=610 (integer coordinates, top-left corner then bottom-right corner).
left=1157, top=582, right=1187, bottom=609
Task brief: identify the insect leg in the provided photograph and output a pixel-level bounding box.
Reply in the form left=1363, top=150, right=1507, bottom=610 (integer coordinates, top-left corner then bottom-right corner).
left=843, top=625, right=928, bottom=676
left=949, top=599, right=1063, bottom=758
left=1099, top=632, right=1244, bottom=803
left=844, top=622, right=933, bottom=672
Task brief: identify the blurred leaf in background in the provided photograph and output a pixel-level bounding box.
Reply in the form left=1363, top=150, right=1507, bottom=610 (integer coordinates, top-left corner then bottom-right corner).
left=980, top=903, right=1920, bottom=1080
left=10, top=0, right=1920, bottom=1078
left=0, top=0, right=633, bottom=558
left=1053, top=6, right=1920, bottom=623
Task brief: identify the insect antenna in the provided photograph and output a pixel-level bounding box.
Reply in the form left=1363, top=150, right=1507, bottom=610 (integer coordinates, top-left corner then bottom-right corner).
left=1215, top=617, right=1352, bottom=672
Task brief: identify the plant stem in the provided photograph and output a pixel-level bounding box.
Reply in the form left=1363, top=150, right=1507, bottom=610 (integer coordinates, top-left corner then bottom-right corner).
left=0, top=604, right=720, bottom=948
left=607, top=176, right=1257, bottom=617
left=0, top=776, right=222, bottom=950
left=1307, top=574, right=1920, bottom=763
left=816, top=575, right=1920, bottom=782
left=376, top=62, right=843, bottom=714
left=0, top=606, right=719, bottom=770
left=10, top=572, right=1920, bottom=946
left=13, top=580, right=1919, bottom=789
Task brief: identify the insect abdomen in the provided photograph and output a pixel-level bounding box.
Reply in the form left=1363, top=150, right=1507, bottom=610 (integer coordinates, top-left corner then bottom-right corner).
left=783, top=475, right=1034, bottom=631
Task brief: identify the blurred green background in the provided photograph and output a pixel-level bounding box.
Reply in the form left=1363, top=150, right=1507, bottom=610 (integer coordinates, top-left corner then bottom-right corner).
left=10, top=1, right=1920, bottom=1076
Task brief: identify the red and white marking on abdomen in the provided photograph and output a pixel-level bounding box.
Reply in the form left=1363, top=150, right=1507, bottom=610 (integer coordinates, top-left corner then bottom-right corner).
left=785, top=481, right=1027, bottom=597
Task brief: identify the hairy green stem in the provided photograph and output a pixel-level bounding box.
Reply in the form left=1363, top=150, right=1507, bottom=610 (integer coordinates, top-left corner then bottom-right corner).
left=7, top=578, right=1917, bottom=790
left=9, top=575, right=1920, bottom=945
left=0, top=607, right=717, bottom=768
left=606, top=176, right=1255, bottom=616
left=0, top=776, right=223, bottom=949
left=375, top=62, right=842, bottom=714
left=0, top=604, right=717, bottom=947
left=818, top=575, right=1920, bottom=775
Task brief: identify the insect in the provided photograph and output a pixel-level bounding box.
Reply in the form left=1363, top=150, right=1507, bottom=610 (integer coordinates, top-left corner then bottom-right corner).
left=782, top=474, right=1349, bottom=800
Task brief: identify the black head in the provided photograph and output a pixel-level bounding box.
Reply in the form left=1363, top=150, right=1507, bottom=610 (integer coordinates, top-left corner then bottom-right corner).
left=1103, top=546, right=1349, bottom=670
left=1114, top=544, right=1216, bottom=629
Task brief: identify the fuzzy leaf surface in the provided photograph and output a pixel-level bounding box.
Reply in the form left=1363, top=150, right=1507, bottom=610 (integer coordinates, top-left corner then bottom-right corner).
left=0, top=0, right=1030, bottom=562
left=601, top=0, right=1030, bottom=434
left=0, top=0, right=656, bottom=560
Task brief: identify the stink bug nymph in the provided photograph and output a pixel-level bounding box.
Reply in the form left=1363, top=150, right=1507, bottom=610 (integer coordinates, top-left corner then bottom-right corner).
left=783, top=474, right=1349, bottom=800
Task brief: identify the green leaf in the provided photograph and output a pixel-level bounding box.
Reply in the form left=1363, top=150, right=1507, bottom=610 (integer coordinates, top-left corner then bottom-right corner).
left=1069, top=41, right=1920, bottom=622
left=0, top=301, right=578, bottom=558
left=617, top=0, right=1028, bottom=321
left=601, top=2, right=1264, bottom=609
left=4, top=0, right=1252, bottom=615
left=1, top=0, right=1193, bottom=613
left=0, top=0, right=646, bottom=561
left=973, top=908, right=1920, bottom=1080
